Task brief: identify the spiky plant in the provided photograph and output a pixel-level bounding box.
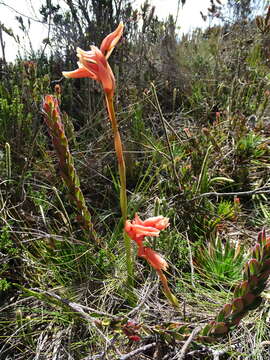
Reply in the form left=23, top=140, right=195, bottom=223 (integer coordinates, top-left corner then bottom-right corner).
left=201, top=229, right=270, bottom=338
left=42, top=95, right=98, bottom=244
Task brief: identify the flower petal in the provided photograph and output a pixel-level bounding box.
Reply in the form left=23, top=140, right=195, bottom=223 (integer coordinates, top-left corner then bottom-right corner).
left=130, top=224, right=160, bottom=236
left=132, top=213, right=144, bottom=225
left=142, top=216, right=170, bottom=230
left=62, top=67, right=95, bottom=79
left=139, top=247, right=168, bottom=271
left=100, top=22, right=124, bottom=59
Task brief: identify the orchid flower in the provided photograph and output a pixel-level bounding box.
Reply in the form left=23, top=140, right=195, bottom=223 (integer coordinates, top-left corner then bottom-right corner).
left=62, top=23, right=124, bottom=98
left=125, top=214, right=178, bottom=307
left=138, top=246, right=168, bottom=271
left=62, top=23, right=133, bottom=286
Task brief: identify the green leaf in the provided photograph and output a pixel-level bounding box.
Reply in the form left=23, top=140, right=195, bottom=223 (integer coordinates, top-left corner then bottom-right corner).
left=248, top=259, right=260, bottom=276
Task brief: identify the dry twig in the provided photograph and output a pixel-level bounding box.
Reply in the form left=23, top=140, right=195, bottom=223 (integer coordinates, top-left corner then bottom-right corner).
left=172, top=326, right=202, bottom=360
left=119, top=342, right=156, bottom=360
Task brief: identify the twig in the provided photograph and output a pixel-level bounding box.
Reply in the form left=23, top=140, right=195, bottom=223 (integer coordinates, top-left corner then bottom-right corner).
left=31, top=288, right=114, bottom=319
left=186, top=231, right=195, bottom=288
left=172, top=326, right=202, bottom=360
left=190, top=185, right=270, bottom=201
left=175, top=0, right=182, bottom=25
left=0, top=1, right=45, bottom=24
left=39, top=7, right=52, bottom=61
left=119, top=342, right=156, bottom=360
left=0, top=24, right=6, bottom=66
left=126, top=282, right=158, bottom=318
left=213, top=349, right=227, bottom=360
left=187, top=345, right=227, bottom=359
left=31, top=288, right=121, bottom=355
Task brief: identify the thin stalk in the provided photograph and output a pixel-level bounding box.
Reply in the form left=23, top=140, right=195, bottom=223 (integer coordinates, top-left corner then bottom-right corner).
left=157, top=269, right=179, bottom=308
left=105, top=94, right=133, bottom=286
left=195, top=145, right=212, bottom=195
left=5, top=142, right=11, bottom=180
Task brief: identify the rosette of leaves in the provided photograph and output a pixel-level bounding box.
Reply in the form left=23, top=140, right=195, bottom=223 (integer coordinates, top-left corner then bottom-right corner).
left=194, top=235, right=245, bottom=286
left=201, top=229, right=270, bottom=338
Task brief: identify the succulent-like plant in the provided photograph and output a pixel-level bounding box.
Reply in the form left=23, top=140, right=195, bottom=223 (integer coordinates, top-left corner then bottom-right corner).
left=194, top=235, right=245, bottom=286
left=201, top=229, right=270, bottom=338
left=42, top=95, right=98, bottom=243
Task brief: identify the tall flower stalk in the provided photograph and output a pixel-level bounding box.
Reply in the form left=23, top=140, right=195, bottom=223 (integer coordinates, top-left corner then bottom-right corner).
left=62, top=23, right=133, bottom=284
left=105, top=93, right=132, bottom=284
left=42, top=95, right=98, bottom=243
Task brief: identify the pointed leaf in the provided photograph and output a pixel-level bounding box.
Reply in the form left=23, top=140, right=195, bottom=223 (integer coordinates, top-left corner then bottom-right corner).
left=232, top=297, right=244, bottom=314
left=248, top=259, right=260, bottom=276
left=257, top=228, right=266, bottom=245
left=233, top=284, right=242, bottom=298
left=252, top=244, right=261, bottom=262
left=261, top=259, right=270, bottom=272
left=201, top=322, right=214, bottom=336
left=246, top=296, right=262, bottom=310
left=243, top=293, right=256, bottom=307
left=263, top=243, right=270, bottom=258
left=212, top=322, right=228, bottom=336
left=248, top=275, right=258, bottom=289
left=230, top=313, right=245, bottom=326
left=240, top=280, right=250, bottom=297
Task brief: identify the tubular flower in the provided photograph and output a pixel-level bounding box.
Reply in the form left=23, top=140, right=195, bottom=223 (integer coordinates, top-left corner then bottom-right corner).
left=100, top=23, right=124, bottom=59
left=125, top=214, right=178, bottom=307
left=62, top=23, right=124, bottom=97
left=124, top=214, right=169, bottom=246
left=125, top=214, right=169, bottom=261
left=124, top=221, right=160, bottom=244
left=138, top=246, right=168, bottom=271
left=139, top=215, right=170, bottom=230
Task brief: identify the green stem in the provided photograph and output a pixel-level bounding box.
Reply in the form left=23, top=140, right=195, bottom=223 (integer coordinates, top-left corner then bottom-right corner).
left=105, top=94, right=133, bottom=286
left=157, top=269, right=179, bottom=308
left=5, top=142, right=11, bottom=180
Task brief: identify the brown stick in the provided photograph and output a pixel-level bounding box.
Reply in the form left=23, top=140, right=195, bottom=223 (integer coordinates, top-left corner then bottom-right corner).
left=120, top=342, right=156, bottom=360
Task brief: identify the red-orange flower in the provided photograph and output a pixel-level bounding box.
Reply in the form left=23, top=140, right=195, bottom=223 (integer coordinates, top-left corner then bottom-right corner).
left=138, top=246, right=168, bottom=271
left=125, top=214, right=178, bottom=307
left=62, top=23, right=124, bottom=97
left=43, top=94, right=59, bottom=112
left=124, top=214, right=169, bottom=246
left=138, top=215, right=169, bottom=230
left=125, top=214, right=169, bottom=269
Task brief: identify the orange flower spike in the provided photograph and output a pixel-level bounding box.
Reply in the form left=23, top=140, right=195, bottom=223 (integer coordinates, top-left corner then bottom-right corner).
left=62, top=23, right=124, bottom=98
left=124, top=220, right=160, bottom=247
left=43, top=94, right=58, bottom=112
left=125, top=220, right=160, bottom=238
